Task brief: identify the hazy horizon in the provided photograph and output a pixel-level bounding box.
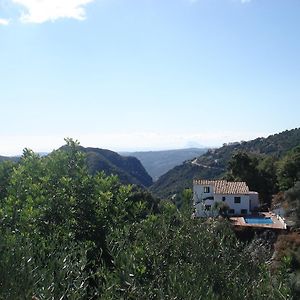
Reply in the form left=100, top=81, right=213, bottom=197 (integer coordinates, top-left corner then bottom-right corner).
left=0, top=127, right=295, bottom=156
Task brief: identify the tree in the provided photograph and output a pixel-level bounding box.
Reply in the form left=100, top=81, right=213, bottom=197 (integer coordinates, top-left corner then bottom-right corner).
left=227, top=152, right=258, bottom=187
left=0, top=160, right=15, bottom=201
left=213, top=201, right=230, bottom=216
left=285, top=181, right=300, bottom=226
left=277, top=146, right=300, bottom=191
left=226, top=152, right=278, bottom=207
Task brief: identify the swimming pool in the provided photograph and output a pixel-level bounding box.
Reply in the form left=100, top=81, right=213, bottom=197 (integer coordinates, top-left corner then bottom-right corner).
left=244, top=217, right=273, bottom=224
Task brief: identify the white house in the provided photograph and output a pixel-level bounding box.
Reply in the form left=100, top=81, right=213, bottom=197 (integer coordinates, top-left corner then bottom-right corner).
left=193, top=179, right=259, bottom=217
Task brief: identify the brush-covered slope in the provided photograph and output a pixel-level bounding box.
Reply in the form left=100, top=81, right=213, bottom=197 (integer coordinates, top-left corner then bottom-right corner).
left=150, top=163, right=221, bottom=199
left=82, top=147, right=153, bottom=187
left=150, top=128, right=300, bottom=198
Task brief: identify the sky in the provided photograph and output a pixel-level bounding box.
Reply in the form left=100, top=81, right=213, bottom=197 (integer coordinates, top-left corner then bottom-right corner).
left=0, top=0, right=300, bottom=155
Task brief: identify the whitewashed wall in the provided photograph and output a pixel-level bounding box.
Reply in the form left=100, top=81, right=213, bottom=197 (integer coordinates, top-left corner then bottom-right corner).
left=249, top=192, right=259, bottom=210
left=193, top=183, right=252, bottom=217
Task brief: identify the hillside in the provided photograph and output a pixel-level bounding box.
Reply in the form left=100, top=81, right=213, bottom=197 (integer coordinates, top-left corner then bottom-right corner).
left=0, top=147, right=153, bottom=188
left=121, top=148, right=207, bottom=181
left=79, top=146, right=153, bottom=187
left=150, top=163, right=222, bottom=198
left=150, top=128, right=300, bottom=198
left=0, top=155, right=19, bottom=162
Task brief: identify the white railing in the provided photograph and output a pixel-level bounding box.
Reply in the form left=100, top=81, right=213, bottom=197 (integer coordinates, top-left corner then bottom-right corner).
left=277, top=214, right=287, bottom=230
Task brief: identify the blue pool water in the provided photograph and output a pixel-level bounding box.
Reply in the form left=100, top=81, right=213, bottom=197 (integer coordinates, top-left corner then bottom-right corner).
left=244, top=217, right=273, bottom=224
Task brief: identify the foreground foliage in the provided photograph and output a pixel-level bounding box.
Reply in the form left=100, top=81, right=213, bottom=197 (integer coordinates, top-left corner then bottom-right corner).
left=0, top=139, right=293, bottom=299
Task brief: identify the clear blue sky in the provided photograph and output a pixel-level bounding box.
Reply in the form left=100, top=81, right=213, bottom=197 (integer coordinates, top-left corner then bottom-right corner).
left=1, top=0, right=299, bottom=155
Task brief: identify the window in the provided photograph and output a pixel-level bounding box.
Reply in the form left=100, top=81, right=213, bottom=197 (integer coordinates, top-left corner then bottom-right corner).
left=228, top=209, right=235, bottom=214
left=222, top=196, right=226, bottom=201
left=241, top=209, right=247, bottom=214
left=204, top=186, right=210, bottom=193
left=205, top=205, right=211, bottom=211
left=234, top=196, right=241, bottom=204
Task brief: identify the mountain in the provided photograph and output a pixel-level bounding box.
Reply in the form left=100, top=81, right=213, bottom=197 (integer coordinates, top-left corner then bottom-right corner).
left=120, top=148, right=207, bottom=181
left=79, top=147, right=153, bottom=187
left=150, top=128, right=300, bottom=198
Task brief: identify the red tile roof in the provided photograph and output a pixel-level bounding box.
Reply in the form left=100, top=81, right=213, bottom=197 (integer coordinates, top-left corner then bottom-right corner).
left=193, top=179, right=249, bottom=195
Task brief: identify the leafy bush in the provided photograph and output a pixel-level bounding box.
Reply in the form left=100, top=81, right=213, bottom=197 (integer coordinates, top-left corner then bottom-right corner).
left=102, top=209, right=290, bottom=299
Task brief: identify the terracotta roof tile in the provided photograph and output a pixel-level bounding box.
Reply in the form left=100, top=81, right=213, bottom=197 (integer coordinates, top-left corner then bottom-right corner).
left=193, top=179, right=249, bottom=194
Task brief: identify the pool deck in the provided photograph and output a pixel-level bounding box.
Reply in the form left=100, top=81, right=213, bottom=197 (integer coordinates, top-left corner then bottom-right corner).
left=230, top=212, right=287, bottom=230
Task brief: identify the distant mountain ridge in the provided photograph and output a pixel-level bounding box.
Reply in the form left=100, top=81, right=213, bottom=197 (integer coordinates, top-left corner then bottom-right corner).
left=121, top=148, right=207, bottom=181
left=150, top=128, right=300, bottom=198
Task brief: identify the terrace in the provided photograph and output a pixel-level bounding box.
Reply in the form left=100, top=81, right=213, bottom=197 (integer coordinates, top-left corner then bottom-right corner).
left=230, top=212, right=287, bottom=230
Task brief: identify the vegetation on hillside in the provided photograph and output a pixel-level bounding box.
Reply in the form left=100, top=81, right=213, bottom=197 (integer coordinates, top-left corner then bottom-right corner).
left=151, top=129, right=300, bottom=297
left=150, top=163, right=221, bottom=199
left=151, top=127, right=300, bottom=200
left=81, top=146, right=153, bottom=187
left=0, top=139, right=293, bottom=299
left=273, top=182, right=300, bottom=298
left=226, top=145, right=300, bottom=204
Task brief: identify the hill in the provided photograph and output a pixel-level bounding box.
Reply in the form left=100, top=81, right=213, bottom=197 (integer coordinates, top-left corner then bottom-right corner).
left=0, top=147, right=153, bottom=188
left=120, top=148, right=207, bottom=181
left=150, top=163, right=221, bottom=199
left=78, top=146, right=153, bottom=187
left=0, top=155, right=19, bottom=163
left=150, top=128, right=300, bottom=198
